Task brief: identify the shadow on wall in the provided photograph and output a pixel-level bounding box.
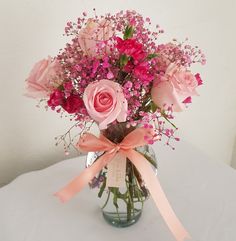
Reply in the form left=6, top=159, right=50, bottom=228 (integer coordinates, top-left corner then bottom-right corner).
left=231, top=136, right=236, bottom=169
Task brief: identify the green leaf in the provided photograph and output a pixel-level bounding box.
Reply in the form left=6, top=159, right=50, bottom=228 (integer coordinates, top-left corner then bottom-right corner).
left=150, top=101, right=158, bottom=113
left=98, top=178, right=106, bottom=198
left=57, top=84, right=64, bottom=91
left=150, top=102, right=178, bottom=129
left=123, top=25, right=134, bottom=40
left=137, top=150, right=158, bottom=169
left=147, top=53, right=159, bottom=60
left=119, top=54, right=129, bottom=67
left=143, top=153, right=158, bottom=169
left=111, top=187, right=119, bottom=209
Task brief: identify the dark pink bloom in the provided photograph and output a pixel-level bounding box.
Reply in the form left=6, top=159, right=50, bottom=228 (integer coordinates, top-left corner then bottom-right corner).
left=64, top=81, right=73, bottom=91
left=47, top=90, right=64, bottom=109
left=134, top=62, right=153, bottom=83
left=116, top=37, right=146, bottom=60
left=92, top=60, right=100, bottom=74
left=107, top=71, right=114, bottom=79
left=62, top=94, right=84, bottom=114
left=182, top=96, right=192, bottom=104
left=102, top=57, right=111, bottom=68
left=195, top=73, right=203, bottom=86
left=124, top=61, right=135, bottom=73
left=73, top=64, right=82, bottom=72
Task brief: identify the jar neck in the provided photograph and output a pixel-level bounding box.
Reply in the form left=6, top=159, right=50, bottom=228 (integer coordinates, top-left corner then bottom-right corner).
left=101, top=122, right=136, bottom=144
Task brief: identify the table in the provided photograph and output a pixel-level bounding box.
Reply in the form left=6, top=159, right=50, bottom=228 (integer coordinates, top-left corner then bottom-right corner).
left=0, top=141, right=236, bottom=241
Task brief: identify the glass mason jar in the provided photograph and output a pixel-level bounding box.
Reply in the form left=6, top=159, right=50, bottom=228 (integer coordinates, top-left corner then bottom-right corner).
left=86, top=123, right=157, bottom=228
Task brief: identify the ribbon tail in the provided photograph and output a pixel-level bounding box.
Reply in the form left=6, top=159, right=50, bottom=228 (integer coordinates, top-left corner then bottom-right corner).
left=124, top=149, right=191, bottom=241
left=55, top=152, right=115, bottom=203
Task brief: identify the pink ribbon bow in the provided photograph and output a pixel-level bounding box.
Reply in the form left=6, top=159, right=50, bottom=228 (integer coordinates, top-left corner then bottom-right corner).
left=55, top=127, right=191, bottom=241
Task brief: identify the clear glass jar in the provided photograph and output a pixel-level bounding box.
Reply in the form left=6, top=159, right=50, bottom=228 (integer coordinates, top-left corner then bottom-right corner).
left=86, top=123, right=157, bottom=227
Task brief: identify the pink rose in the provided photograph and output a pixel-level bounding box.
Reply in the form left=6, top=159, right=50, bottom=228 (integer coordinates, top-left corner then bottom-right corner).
left=151, top=63, right=200, bottom=112
left=83, top=79, right=128, bottom=129
left=78, top=19, right=114, bottom=57
left=25, top=56, right=60, bottom=99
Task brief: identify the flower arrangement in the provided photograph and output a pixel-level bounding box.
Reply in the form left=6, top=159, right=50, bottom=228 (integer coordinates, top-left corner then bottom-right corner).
left=25, top=10, right=205, bottom=241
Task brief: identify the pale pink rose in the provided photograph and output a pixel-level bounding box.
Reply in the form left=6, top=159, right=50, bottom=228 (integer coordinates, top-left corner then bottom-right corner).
left=151, top=63, right=199, bottom=112
left=83, top=79, right=127, bottom=129
left=25, top=56, right=60, bottom=99
left=78, top=19, right=114, bottom=57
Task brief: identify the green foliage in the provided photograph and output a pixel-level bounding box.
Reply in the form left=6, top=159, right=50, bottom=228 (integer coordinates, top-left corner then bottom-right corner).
left=98, top=178, right=106, bottom=198
left=147, top=53, right=158, bottom=60
left=119, top=54, right=129, bottom=67
left=123, top=25, right=134, bottom=40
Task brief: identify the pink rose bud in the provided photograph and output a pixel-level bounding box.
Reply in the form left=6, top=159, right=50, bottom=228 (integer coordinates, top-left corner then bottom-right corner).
left=78, top=19, right=114, bottom=57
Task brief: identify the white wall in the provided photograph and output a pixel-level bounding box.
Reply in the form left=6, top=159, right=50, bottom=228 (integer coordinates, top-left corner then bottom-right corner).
left=0, top=0, right=236, bottom=186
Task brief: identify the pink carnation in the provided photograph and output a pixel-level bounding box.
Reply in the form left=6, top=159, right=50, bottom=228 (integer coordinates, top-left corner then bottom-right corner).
left=62, top=94, right=84, bottom=114
left=47, top=90, right=64, bottom=109
left=64, top=81, right=73, bottom=92
left=116, top=37, right=146, bottom=60
left=124, top=61, right=135, bottom=73
left=48, top=90, right=84, bottom=114
left=134, top=62, right=154, bottom=84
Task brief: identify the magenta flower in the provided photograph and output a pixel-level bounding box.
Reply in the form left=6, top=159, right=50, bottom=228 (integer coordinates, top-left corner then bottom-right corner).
left=124, top=61, right=135, bottom=73
left=182, top=96, right=192, bottom=104
left=62, top=94, right=84, bottom=114
left=195, top=73, right=203, bottom=86
left=64, top=81, right=73, bottom=92
left=47, top=90, right=65, bottom=109
left=134, top=62, right=154, bottom=84
left=116, top=37, right=146, bottom=60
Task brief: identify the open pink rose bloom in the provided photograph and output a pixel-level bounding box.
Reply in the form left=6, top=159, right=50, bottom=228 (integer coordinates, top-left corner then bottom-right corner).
left=151, top=63, right=201, bottom=112
left=83, top=79, right=127, bottom=129
left=25, top=56, right=61, bottom=99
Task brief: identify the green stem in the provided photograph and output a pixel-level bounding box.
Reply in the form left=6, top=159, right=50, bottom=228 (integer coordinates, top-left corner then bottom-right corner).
left=137, top=150, right=157, bottom=169
left=125, top=179, right=132, bottom=221
left=98, top=177, right=106, bottom=198
left=101, top=190, right=111, bottom=210
left=161, top=110, right=177, bottom=129
left=110, top=187, right=121, bottom=222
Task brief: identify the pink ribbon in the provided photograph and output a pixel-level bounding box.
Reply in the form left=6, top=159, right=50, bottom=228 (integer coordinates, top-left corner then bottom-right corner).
left=55, top=127, right=191, bottom=241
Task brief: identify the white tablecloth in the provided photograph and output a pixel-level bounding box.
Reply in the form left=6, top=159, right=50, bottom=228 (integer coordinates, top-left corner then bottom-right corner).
left=0, top=141, right=236, bottom=241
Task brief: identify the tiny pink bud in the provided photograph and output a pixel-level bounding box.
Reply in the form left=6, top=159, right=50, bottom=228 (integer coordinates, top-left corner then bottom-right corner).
left=107, top=71, right=114, bottom=79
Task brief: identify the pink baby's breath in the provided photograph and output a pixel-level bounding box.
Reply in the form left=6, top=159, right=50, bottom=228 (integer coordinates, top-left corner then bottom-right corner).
left=26, top=9, right=205, bottom=151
